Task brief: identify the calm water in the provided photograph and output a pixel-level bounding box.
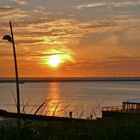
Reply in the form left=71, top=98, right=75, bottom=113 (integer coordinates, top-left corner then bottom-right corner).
left=0, top=81, right=140, bottom=118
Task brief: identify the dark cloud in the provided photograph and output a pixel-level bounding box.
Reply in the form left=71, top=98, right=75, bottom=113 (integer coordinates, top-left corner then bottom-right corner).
left=9, top=0, right=27, bottom=5
left=73, top=1, right=140, bottom=10
left=0, top=6, right=16, bottom=13
left=29, top=52, right=65, bottom=57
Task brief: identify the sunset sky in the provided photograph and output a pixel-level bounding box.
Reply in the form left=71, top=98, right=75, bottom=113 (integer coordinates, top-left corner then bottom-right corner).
left=0, top=0, right=140, bottom=78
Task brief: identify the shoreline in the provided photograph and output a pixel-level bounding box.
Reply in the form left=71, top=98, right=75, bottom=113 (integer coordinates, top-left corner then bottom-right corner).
left=0, top=77, right=140, bottom=83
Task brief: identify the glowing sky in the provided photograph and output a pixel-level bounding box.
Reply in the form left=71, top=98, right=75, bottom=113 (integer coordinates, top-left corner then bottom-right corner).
left=0, top=0, right=140, bottom=77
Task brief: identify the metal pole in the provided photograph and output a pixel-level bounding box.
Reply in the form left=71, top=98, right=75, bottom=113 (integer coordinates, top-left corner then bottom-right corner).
left=9, top=21, right=20, bottom=123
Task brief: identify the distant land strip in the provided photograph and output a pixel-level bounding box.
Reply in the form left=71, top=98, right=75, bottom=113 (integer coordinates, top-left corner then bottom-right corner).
left=0, top=77, right=140, bottom=83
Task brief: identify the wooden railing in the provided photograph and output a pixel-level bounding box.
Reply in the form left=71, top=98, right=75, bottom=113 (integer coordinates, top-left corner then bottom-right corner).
left=102, top=106, right=140, bottom=113
left=102, top=106, right=122, bottom=112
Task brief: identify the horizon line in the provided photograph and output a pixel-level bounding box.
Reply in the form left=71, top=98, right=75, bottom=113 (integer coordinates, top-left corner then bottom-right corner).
left=0, top=77, right=140, bottom=83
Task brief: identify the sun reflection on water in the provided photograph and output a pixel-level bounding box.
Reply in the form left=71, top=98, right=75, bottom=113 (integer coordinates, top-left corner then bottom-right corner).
left=42, top=82, right=64, bottom=116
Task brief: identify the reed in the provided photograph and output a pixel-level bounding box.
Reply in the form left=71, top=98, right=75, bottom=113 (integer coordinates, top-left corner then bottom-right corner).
left=0, top=115, right=140, bottom=140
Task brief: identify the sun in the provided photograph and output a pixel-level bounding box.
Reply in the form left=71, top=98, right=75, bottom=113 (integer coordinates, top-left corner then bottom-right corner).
left=48, top=55, right=61, bottom=68
left=43, top=49, right=75, bottom=68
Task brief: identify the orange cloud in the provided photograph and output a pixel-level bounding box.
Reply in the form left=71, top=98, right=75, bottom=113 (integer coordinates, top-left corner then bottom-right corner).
left=0, top=6, right=27, bottom=21
left=0, top=3, right=140, bottom=77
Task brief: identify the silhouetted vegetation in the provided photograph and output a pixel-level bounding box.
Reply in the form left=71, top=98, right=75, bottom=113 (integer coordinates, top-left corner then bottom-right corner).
left=0, top=115, right=140, bottom=140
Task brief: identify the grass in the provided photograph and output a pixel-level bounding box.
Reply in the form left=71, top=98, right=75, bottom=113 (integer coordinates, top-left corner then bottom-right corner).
left=0, top=115, right=140, bottom=140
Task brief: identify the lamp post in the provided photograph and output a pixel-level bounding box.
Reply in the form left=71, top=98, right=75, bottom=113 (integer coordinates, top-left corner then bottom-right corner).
left=3, top=21, right=20, bottom=125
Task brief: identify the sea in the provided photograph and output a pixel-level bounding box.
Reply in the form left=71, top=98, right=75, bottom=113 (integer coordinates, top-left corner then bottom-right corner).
left=0, top=81, right=140, bottom=118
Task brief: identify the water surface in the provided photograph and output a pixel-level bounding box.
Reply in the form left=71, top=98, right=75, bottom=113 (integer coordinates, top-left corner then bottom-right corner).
left=0, top=81, right=140, bottom=118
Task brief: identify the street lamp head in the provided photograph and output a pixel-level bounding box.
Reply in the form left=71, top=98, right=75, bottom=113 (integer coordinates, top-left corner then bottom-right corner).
left=3, top=35, right=12, bottom=42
